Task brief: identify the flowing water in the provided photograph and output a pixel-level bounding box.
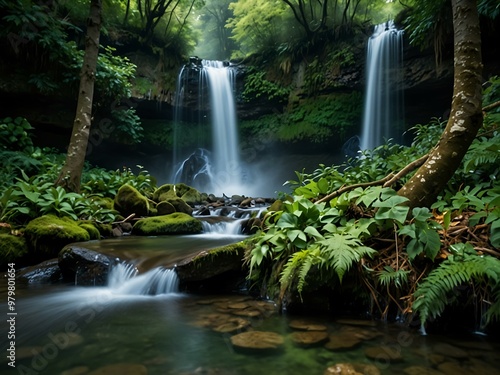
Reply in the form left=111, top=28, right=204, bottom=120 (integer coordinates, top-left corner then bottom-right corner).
left=360, top=20, right=404, bottom=150
left=3, top=234, right=500, bottom=375
left=172, top=60, right=248, bottom=196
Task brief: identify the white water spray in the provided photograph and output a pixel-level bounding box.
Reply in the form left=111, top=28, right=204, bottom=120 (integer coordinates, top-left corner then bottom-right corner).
left=360, top=20, right=404, bottom=150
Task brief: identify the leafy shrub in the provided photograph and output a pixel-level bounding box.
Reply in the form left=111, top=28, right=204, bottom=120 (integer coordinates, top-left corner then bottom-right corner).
left=0, top=117, right=34, bottom=153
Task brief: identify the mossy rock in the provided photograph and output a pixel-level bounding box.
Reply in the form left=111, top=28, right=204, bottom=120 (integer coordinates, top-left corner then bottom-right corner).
left=78, top=222, right=101, bottom=240
left=176, top=183, right=202, bottom=206
left=176, top=240, right=250, bottom=282
left=166, top=198, right=194, bottom=215
left=153, top=183, right=202, bottom=206
left=152, top=184, right=177, bottom=202
left=94, top=222, right=113, bottom=237
left=24, top=215, right=90, bottom=260
left=0, top=234, right=29, bottom=269
left=157, top=201, right=176, bottom=215
left=132, top=213, right=202, bottom=235
left=113, top=184, right=150, bottom=217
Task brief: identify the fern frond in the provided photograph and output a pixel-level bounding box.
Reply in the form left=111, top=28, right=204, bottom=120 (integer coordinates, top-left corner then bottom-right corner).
left=378, top=266, right=410, bottom=288
left=279, top=247, right=321, bottom=299
left=319, top=233, right=377, bottom=282
left=413, top=253, right=500, bottom=326
left=463, top=135, right=500, bottom=172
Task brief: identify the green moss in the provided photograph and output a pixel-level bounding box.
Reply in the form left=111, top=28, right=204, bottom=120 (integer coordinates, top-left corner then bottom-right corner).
left=132, top=213, right=202, bottom=235
left=94, top=222, right=113, bottom=237
left=192, top=240, right=251, bottom=264
left=157, top=201, right=175, bottom=215
left=113, top=184, right=150, bottom=217
left=152, top=184, right=177, bottom=202
left=24, top=215, right=90, bottom=260
left=0, top=234, right=29, bottom=269
left=153, top=183, right=202, bottom=207
left=78, top=222, right=101, bottom=240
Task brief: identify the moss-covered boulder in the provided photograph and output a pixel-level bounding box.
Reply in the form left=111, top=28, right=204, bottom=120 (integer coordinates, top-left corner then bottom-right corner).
left=153, top=183, right=202, bottom=206
left=175, top=240, right=250, bottom=282
left=113, top=184, right=150, bottom=217
left=24, top=215, right=90, bottom=260
left=152, top=184, right=177, bottom=202
left=157, top=201, right=176, bottom=215
left=0, top=233, right=29, bottom=269
left=132, top=213, right=202, bottom=235
left=78, top=222, right=101, bottom=240
left=166, top=198, right=194, bottom=215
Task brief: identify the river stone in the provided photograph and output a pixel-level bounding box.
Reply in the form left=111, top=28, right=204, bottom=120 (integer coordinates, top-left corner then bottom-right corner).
left=323, top=363, right=362, bottom=375
left=403, top=366, right=445, bottom=375
left=231, top=309, right=262, bottom=318
left=213, top=317, right=251, bottom=333
left=290, top=331, right=329, bottom=347
left=88, top=364, right=148, bottom=375
left=336, top=318, right=377, bottom=327
left=433, top=343, right=468, bottom=359
left=289, top=319, right=328, bottom=331
left=58, top=245, right=113, bottom=286
left=230, top=331, right=284, bottom=353
left=365, top=346, right=404, bottom=362
left=17, top=258, right=62, bottom=284
left=325, top=333, right=362, bottom=351
left=191, top=313, right=233, bottom=328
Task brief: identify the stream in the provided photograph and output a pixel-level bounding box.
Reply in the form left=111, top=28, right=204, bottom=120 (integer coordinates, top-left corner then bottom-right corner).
left=2, top=234, right=500, bottom=375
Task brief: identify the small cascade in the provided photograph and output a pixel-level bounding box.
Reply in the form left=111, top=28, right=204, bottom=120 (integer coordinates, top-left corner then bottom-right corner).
left=201, top=219, right=243, bottom=235
left=108, top=263, right=179, bottom=296
left=360, top=20, right=404, bottom=150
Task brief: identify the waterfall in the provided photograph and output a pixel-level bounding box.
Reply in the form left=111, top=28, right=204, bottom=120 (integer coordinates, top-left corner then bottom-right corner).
left=172, top=59, right=243, bottom=195
left=108, top=263, right=179, bottom=296
left=360, top=20, right=404, bottom=150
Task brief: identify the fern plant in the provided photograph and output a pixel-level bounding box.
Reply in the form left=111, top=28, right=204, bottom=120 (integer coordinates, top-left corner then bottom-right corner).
left=413, top=243, right=500, bottom=332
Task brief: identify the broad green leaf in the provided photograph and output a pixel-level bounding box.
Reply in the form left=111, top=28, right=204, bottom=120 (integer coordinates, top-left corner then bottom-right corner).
left=412, top=207, right=432, bottom=222
left=276, top=212, right=298, bottom=229
left=406, top=238, right=424, bottom=260
left=304, top=225, right=324, bottom=240
left=317, top=178, right=329, bottom=194
left=420, top=228, right=441, bottom=260
left=375, top=205, right=410, bottom=224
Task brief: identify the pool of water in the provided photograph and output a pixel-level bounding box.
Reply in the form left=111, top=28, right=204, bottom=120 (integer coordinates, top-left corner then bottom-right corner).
left=2, top=235, right=500, bottom=375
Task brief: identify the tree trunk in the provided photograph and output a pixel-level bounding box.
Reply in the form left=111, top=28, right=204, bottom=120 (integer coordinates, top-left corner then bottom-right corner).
left=55, top=0, right=102, bottom=193
left=398, top=0, right=483, bottom=208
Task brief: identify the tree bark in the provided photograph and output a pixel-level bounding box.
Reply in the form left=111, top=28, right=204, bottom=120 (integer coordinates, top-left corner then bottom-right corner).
left=398, top=0, right=483, bottom=208
left=55, top=0, right=102, bottom=193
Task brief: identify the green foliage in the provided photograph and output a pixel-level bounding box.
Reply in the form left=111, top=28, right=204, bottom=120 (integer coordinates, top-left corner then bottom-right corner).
left=0, top=117, right=34, bottom=154
left=82, top=165, right=156, bottom=199
left=398, top=207, right=442, bottom=261
left=64, top=44, right=137, bottom=102
left=109, top=108, right=144, bottom=145
left=377, top=266, right=410, bottom=289
left=249, top=195, right=378, bottom=298
left=413, top=243, right=500, bottom=328
left=243, top=69, right=290, bottom=103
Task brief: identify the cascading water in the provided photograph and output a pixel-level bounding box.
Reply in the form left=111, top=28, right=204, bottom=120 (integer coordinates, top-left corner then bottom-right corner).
left=108, top=263, right=180, bottom=295
left=172, top=59, right=244, bottom=195
left=360, top=20, right=404, bottom=150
